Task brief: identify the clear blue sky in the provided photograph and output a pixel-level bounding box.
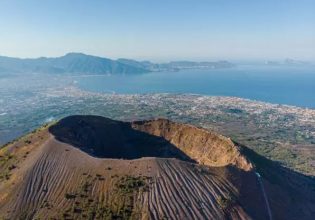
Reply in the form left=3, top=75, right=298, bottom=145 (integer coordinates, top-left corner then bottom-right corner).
left=0, top=0, right=314, bottom=61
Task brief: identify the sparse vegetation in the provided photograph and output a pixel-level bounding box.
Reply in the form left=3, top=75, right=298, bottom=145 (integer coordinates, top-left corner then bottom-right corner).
left=24, top=140, right=32, bottom=144
left=59, top=175, right=149, bottom=220
left=0, top=152, right=18, bottom=181
left=115, top=175, right=146, bottom=194
left=217, top=194, right=235, bottom=210
left=64, top=193, right=76, bottom=200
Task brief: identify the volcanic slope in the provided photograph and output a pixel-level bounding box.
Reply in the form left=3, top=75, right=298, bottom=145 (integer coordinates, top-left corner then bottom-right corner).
left=0, top=115, right=314, bottom=220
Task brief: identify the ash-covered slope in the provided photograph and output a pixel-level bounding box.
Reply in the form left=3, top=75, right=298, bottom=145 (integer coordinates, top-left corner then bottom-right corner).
left=0, top=115, right=314, bottom=220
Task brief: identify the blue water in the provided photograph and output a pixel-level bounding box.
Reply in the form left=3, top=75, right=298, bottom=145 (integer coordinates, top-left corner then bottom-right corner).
left=76, top=65, right=315, bottom=109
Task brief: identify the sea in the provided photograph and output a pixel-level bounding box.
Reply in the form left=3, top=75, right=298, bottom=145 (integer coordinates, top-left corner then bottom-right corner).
left=76, top=64, right=315, bottom=109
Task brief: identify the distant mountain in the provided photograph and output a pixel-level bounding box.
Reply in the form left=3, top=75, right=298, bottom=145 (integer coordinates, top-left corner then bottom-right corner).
left=284, top=58, right=310, bottom=65
left=0, top=53, right=235, bottom=75
left=265, top=58, right=311, bottom=66
left=118, top=58, right=235, bottom=72
left=0, top=53, right=149, bottom=75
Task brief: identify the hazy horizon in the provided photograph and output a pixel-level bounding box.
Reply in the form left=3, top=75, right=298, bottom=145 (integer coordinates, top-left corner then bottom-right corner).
left=0, top=0, right=314, bottom=61
left=1, top=51, right=314, bottom=63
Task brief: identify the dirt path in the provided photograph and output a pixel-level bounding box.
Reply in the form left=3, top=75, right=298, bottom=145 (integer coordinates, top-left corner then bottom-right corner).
left=255, top=172, right=272, bottom=220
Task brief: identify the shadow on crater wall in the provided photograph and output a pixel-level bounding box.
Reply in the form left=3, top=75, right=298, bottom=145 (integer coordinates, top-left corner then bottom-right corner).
left=49, top=115, right=195, bottom=162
